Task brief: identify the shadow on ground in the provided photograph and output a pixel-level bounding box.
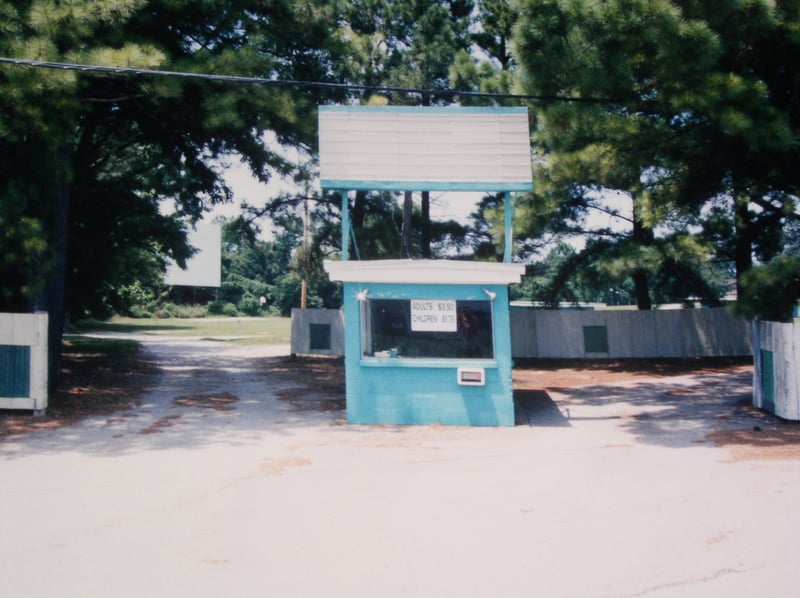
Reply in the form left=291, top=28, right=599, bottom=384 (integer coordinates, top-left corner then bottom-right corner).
left=0, top=349, right=347, bottom=457
left=517, top=369, right=800, bottom=458
left=514, top=390, right=571, bottom=427
left=4, top=346, right=798, bottom=461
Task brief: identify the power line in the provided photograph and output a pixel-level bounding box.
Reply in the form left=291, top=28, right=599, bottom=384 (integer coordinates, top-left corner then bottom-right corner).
left=0, top=57, right=620, bottom=104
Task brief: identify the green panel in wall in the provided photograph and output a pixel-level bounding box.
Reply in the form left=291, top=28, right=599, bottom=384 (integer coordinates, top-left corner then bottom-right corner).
left=0, top=345, right=31, bottom=398
left=583, top=325, right=609, bottom=353
left=310, top=323, right=332, bottom=351
left=760, top=349, right=775, bottom=412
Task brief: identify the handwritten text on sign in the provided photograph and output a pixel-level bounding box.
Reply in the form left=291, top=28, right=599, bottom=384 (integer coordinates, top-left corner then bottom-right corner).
left=410, top=299, right=457, bottom=332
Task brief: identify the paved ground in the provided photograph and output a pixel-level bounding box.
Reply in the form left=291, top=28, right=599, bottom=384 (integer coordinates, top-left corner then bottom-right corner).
left=1, top=336, right=799, bottom=597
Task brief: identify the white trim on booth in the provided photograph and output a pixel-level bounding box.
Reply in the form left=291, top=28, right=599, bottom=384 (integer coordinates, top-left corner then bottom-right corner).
left=324, top=259, right=525, bottom=285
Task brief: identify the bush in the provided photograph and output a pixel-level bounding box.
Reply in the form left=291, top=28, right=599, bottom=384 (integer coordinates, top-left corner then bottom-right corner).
left=116, top=281, right=156, bottom=317
left=150, top=302, right=207, bottom=318
left=272, top=272, right=302, bottom=316
left=208, top=300, right=239, bottom=317
left=221, top=302, right=239, bottom=317
left=153, top=302, right=179, bottom=318
left=129, top=304, right=153, bottom=318
left=175, top=304, right=207, bottom=318
left=207, top=299, right=227, bottom=315
left=238, top=293, right=263, bottom=316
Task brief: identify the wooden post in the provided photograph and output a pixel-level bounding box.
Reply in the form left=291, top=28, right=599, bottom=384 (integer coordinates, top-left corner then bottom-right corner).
left=402, top=191, right=413, bottom=258
left=503, top=191, right=515, bottom=263
left=421, top=190, right=431, bottom=258
left=300, top=196, right=308, bottom=308
left=340, top=190, right=350, bottom=261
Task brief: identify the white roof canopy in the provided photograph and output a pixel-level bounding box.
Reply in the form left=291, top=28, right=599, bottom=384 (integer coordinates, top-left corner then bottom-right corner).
left=324, top=259, right=525, bottom=285
left=319, top=106, right=533, bottom=192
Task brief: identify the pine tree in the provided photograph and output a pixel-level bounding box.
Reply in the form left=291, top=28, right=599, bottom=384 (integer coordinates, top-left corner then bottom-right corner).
left=513, top=0, right=800, bottom=308
left=0, top=0, right=348, bottom=382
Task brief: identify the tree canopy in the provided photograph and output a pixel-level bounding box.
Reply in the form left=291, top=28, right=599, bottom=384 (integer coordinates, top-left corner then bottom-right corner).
left=513, top=0, right=800, bottom=314
left=2, top=0, right=799, bottom=392
left=0, top=0, right=349, bottom=380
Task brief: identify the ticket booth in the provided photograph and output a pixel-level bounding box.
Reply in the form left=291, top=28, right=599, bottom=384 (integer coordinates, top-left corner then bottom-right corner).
left=319, top=106, right=532, bottom=426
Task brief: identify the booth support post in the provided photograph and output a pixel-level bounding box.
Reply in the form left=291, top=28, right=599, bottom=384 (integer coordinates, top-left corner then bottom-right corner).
left=503, top=191, right=515, bottom=263
left=339, top=189, right=350, bottom=261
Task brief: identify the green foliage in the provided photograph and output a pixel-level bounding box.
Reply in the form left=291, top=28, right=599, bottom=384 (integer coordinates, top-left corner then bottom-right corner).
left=209, top=301, right=239, bottom=317
left=342, top=0, right=472, bottom=105
left=272, top=271, right=304, bottom=316
left=207, top=300, right=227, bottom=316
left=512, top=0, right=800, bottom=309
left=450, top=0, right=519, bottom=104
left=732, top=256, right=800, bottom=322
left=0, top=210, right=49, bottom=309
left=63, top=336, right=140, bottom=358
left=238, top=294, right=263, bottom=317
left=149, top=302, right=206, bottom=319
left=116, top=281, right=157, bottom=317
left=0, top=0, right=351, bottom=375
left=515, top=242, right=600, bottom=305
left=6, top=0, right=798, bottom=339
left=221, top=302, right=239, bottom=317
left=73, top=315, right=292, bottom=344
left=216, top=216, right=340, bottom=316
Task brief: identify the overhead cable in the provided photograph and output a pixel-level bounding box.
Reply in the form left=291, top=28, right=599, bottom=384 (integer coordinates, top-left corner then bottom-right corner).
left=0, top=57, right=621, bottom=104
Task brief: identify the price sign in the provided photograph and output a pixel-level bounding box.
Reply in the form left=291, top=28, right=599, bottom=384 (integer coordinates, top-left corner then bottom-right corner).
left=410, top=299, right=457, bottom=332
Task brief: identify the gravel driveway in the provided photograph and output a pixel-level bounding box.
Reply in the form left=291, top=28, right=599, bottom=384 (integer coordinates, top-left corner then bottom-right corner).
left=2, top=336, right=799, bottom=597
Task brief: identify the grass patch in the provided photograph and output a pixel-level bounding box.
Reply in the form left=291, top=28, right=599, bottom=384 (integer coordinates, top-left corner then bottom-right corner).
left=74, top=316, right=291, bottom=345
left=63, top=335, right=140, bottom=357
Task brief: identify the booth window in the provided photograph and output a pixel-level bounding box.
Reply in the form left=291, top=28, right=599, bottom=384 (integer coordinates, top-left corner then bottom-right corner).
left=363, top=299, right=494, bottom=359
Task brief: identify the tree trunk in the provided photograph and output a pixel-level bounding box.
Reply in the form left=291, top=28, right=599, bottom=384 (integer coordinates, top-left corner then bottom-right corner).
left=420, top=191, right=432, bottom=260
left=733, top=192, right=754, bottom=298
left=632, top=200, right=653, bottom=310
left=421, top=190, right=431, bottom=258
left=46, top=119, right=94, bottom=388
left=352, top=190, right=367, bottom=230
left=632, top=269, right=652, bottom=310
left=45, top=144, right=73, bottom=388
left=349, top=189, right=367, bottom=260
left=401, top=191, right=413, bottom=258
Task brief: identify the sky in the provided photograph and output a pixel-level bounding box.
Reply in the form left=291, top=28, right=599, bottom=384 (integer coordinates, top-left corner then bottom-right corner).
left=168, top=165, right=633, bottom=285
left=163, top=151, right=486, bottom=288
left=163, top=220, right=222, bottom=287
left=193, top=122, right=636, bottom=269
left=220, top=159, right=483, bottom=227
left=218, top=160, right=637, bottom=259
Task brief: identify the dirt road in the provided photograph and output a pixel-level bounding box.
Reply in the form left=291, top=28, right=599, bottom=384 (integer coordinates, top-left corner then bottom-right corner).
left=2, top=336, right=799, bottom=597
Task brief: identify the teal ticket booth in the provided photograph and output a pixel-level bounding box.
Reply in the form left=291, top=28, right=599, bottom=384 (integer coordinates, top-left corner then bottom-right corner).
left=319, top=106, right=532, bottom=426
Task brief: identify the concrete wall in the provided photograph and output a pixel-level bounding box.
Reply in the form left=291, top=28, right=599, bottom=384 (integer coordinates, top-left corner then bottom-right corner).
left=0, top=312, right=48, bottom=413
left=290, top=308, right=345, bottom=356
left=753, top=320, right=800, bottom=421
left=510, top=307, right=752, bottom=359
left=292, top=306, right=751, bottom=360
